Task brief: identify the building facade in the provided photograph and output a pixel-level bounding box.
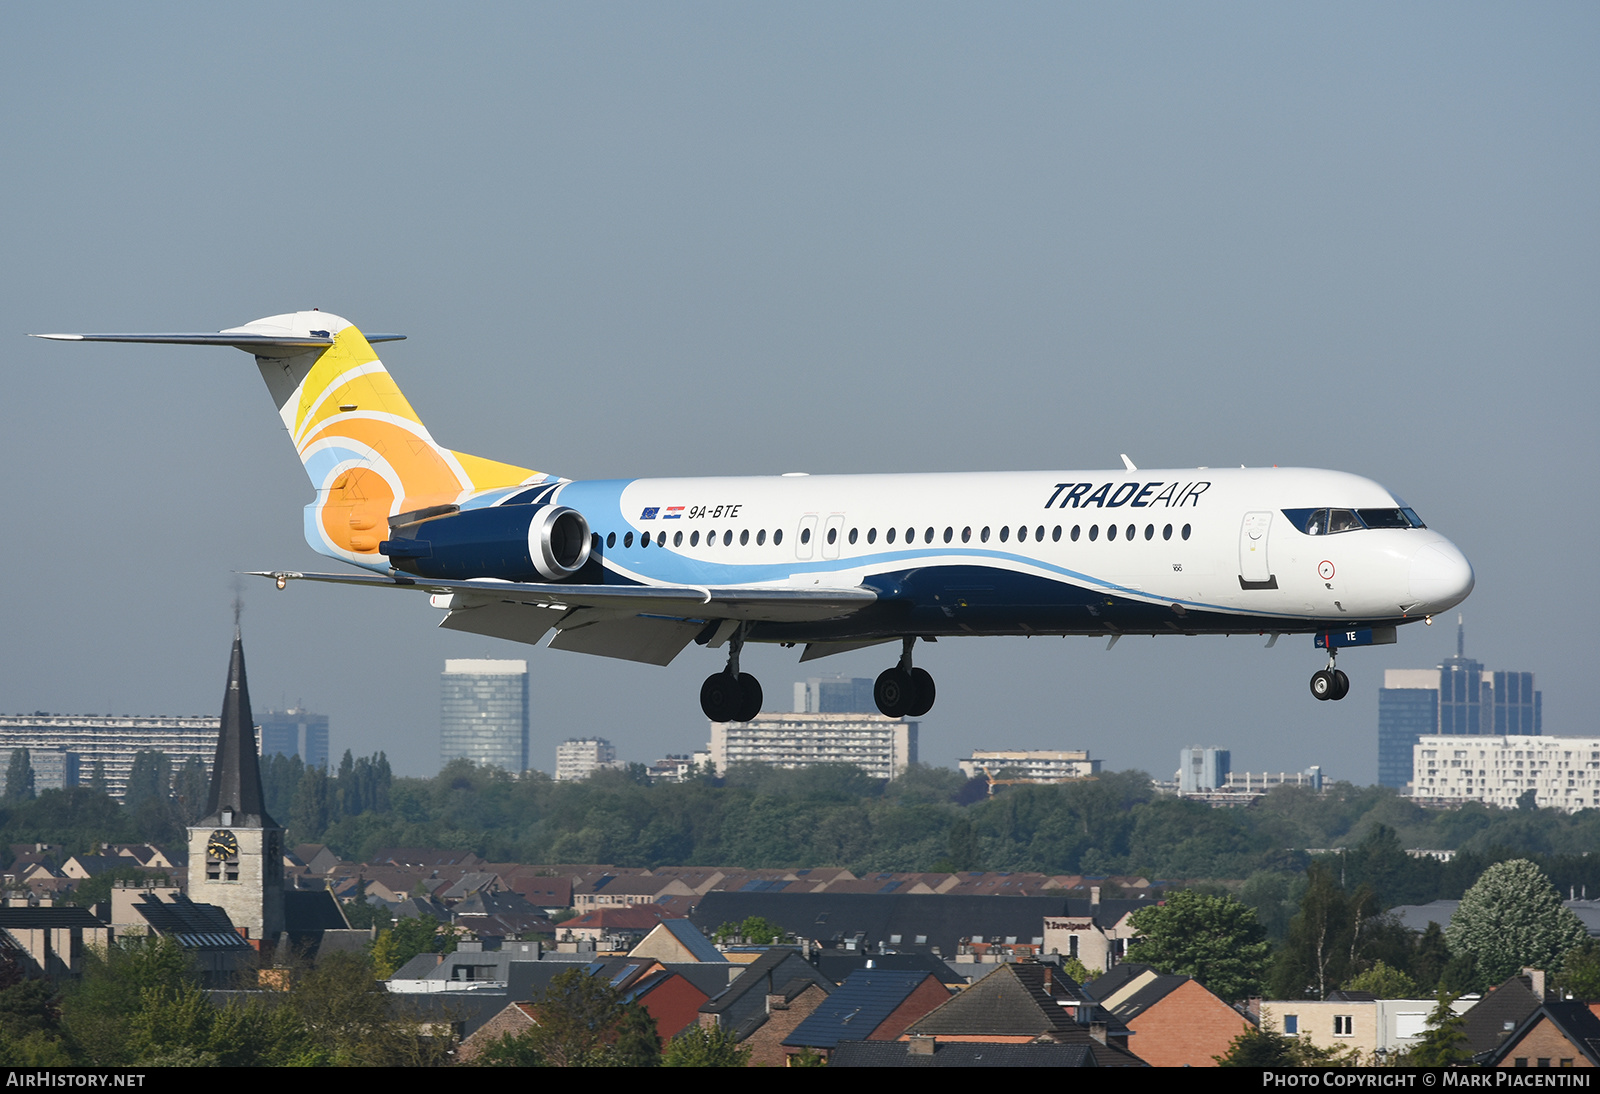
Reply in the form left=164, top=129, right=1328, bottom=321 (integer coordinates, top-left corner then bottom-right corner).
left=1178, top=747, right=1231, bottom=793
left=555, top=737, right=619, bottom=781
left=957, top=750, right=1100, bottom=782
left=1412, top=735, right=1600, bottom=813
left=700, top=712, right=917, bottom=779
left=793, top=676, right=877, bottom=714
left=440, top=659, right=529, bottom=774
left=1378, top=619, right=1542, bottom=790
left=0, top=715, right=222, bottom=801
left=259, top=706, right=330, bottom=769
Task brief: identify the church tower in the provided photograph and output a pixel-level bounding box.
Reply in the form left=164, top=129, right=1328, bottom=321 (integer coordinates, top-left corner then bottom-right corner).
left=187, top=630, right=285, bottom=940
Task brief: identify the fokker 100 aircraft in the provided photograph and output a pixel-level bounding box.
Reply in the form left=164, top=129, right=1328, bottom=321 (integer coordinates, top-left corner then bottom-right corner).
left=39, top=311, right=1475, bottom=721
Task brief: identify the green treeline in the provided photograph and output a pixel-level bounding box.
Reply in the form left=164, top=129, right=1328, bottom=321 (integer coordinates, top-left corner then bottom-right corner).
left=12, top=757, right=1600, bottom=907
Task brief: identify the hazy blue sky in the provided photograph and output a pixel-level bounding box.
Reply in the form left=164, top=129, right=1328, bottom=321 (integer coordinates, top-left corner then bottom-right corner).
left=3, top=4, right=1595, bottom=783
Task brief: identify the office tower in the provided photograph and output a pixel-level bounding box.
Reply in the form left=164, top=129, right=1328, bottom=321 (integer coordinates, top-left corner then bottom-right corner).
left=259, top=706, right=330, bottom=769
left=440, top=659, right=529, bottom=774
left=793, top=676, right=878, bottom=714
left=1178, top=747, right=1231, bottom=793
left=1377, top=618, right=1543, bottom=790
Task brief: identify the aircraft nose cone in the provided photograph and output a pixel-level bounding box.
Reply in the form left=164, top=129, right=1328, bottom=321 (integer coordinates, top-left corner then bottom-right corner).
left=1409, top=541, right=1474, bottom=610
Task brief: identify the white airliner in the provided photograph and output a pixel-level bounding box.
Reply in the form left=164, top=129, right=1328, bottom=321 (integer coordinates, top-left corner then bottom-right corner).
left=38, top=311, right=1474, bottom=721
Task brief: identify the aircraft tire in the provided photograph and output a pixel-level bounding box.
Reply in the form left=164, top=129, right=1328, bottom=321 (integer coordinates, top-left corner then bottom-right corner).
left=1331, top=670, right=1350, bottom=701
left=1309, top=670, right=1334, bottom=701
left=875, top=667, right=916, bottom=718
left=906, top=668, right=936, bottom=717
left=701, top=672, right=742, bottom=722
left=734, top=673, right=763, bottom=722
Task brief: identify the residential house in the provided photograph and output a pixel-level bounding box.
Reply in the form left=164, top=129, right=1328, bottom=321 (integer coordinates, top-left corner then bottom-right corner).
left=697, top=946, right=836, bottom=1067
left=1483, top=1002, right=1600, bottom=1067
left=782, top=968, right=953, bottom=1062
left=899, top=962, right=1146, bottom=1066
left=1087, top=962, right=1252, bottom=1067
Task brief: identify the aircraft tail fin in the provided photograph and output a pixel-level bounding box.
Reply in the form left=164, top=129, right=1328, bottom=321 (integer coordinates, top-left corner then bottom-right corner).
left=36, top=311, right=548, bottom=569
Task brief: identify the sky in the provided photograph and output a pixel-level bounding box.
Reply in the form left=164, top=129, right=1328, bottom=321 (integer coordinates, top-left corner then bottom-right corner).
left=1, top=4, right=1595, bottom=784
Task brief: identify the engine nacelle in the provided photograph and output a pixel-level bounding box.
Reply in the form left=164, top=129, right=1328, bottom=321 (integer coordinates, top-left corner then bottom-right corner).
left=380, top=503, right=592, bottom=581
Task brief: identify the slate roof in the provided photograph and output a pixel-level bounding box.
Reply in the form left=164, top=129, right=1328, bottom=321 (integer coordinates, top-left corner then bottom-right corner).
left=198, top=632, right=275, bottom=829
left=0, top=905, right=104, bottom=930
left=702, top=947, right=834, bottom=1039
left=689, top=892, right=1143, bottom=956
left=828, top=1040, right=1102, bottom=1067
left=1462, top=974, right=1546, bottom=1059
left=283, top=888, right=349, bottom=932
left=812, top=952, right=966, bottom=987
left=784, top=969, right=945, bottom=1049
left=131, top=893, right=252, bottom=951
left=1085, top=962, right=1190, bottom=1020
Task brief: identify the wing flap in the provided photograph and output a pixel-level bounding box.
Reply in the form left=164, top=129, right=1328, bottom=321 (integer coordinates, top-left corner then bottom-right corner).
left=547, top=610, right=705, bottom=666
left=252, top=570, right=876, bottom=623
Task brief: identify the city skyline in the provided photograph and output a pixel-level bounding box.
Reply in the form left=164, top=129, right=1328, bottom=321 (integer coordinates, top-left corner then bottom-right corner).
left=4, top=7, right=1594, bottom=783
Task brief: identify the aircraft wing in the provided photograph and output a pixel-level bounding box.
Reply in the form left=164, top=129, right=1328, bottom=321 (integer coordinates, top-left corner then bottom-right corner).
left=249, top=570, right=878, bottom=666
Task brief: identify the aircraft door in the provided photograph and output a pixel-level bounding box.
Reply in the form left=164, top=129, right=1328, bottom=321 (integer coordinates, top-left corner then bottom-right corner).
left=796, top=514, right=818, bottom=560
left=821, top=514, right=845, bottom=560
left=1238, top=511, right=1274, bottom=586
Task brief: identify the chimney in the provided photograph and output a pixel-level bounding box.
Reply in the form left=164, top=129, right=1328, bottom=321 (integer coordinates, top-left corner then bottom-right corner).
left=907, top=1036, right=936, bottom=1056
left=1522, top=968, right=1547, bottom=999
left=1090, top=885, right=1101, bottom=908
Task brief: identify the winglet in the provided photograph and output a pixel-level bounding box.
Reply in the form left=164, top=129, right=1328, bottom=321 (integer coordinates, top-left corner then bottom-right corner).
left=1120, top=454, right=1137, bottom=471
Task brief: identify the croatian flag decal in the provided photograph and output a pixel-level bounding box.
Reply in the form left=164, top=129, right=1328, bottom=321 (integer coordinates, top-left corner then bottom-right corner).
left=640, top=507, right=660, bottom=520
left=664, top=506, right=685, bottom=519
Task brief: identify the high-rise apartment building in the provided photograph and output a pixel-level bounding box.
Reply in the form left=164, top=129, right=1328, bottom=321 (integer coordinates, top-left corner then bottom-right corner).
left=259, top=707, right=330, bottom=769
left=1413, top=735, right=1596, bottom=812
left=440, top=659, right=529, bottom=774
left=957, top=749, right=1100, bottom=783
left=1377, top=619, right=1542, bottom=789
left=0, top=714, right=223, bottom=801
left=555, top=737, right=619, bottom=781
left=699, top=710, right=917, bottom=780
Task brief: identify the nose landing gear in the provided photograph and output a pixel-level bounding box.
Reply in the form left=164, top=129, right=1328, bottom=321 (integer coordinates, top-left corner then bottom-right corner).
left=875, top=637, right=936, bottom=718
left=701, top=625, right=763, bottom=722
left=1310, top=650, right=1350, bottom=701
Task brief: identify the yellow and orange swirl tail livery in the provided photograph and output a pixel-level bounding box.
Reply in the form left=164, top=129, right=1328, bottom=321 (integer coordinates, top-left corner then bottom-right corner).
left=238, top=311, right=547, bottom=570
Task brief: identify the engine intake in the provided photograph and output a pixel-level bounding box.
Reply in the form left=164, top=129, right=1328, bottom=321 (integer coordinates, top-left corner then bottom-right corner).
left=380, top=503, right=592, bottom=581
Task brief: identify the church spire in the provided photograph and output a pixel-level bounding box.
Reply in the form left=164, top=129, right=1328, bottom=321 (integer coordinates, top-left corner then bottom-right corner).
left=201, top=628, right=276, bottom=828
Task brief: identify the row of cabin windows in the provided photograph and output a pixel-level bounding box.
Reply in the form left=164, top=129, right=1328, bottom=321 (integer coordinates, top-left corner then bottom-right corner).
left=604, top=523, right=1194, bottom=551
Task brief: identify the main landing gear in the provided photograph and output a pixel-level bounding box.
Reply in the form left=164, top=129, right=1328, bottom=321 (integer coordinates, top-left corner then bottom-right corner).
left=875, top=637, right=937, bottom=718
left=1310, top=650, right=1350, bottom=702
left=701, top=625, right=763, bottom=722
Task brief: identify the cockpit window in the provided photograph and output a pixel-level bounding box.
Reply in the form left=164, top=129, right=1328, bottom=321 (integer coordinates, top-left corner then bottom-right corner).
left=1357, top=508, right=1410, bottom=529
left=1283, top=506, right=1427, bottom=534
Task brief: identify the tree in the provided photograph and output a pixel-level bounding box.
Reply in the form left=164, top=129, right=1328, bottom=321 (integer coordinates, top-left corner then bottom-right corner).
left=1404, top=991, right=1470, bottom=1067
left=713, top=916, right=785, bottom=945
left=1342, top=959, right=1419, bottom=999
left=1124, top=889, right=1271, bottom=1003
left=522, top=968, right=645, bottom=1067
left=1447, top=859, right=1588, bottom=984
left=1270, top=862, right=1380, bottom=1000
left=663, top=1024, right=750, bottom=1067
left=1559, top=939, right=1600, bottom=1001
left=5, top=749, right=35, bottom=803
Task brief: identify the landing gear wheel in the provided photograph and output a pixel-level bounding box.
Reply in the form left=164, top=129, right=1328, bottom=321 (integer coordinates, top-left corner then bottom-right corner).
left=1310, top=670, right=1335, bottom=701
left=906, top=668, right=936, bottom=717
left=701, top=673, right=741, bottom=722
left=734, top=673, right=763, bottom=722
left=1330, top=669, right=1350, bottom=701
left=875, top=667, right=916, bottom=718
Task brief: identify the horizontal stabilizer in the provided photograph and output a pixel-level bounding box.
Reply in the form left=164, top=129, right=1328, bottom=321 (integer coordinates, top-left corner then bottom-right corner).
left=30, top=331, right=404, bottom=350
